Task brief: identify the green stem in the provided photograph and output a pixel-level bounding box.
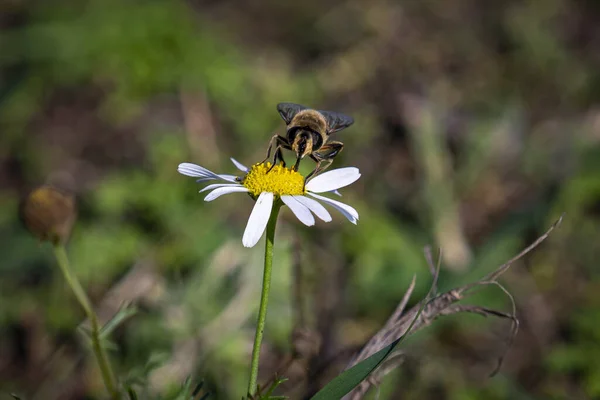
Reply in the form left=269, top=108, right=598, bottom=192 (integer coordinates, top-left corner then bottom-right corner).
left=247, top=201, right=282, bottom=397
left=53, top=245, right=120, bottom=400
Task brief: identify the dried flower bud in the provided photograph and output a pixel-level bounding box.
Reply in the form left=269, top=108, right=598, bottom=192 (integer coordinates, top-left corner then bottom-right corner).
left=20, top=185, right=76, bottom=244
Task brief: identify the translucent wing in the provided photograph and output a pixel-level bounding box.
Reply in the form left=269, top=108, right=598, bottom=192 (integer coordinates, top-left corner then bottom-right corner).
left=277, top=103, right=307, bottom=125
left=319, top=110, right=354, bottom=134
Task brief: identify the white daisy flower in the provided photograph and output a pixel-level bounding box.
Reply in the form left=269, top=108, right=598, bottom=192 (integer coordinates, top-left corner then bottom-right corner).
left=178, top=158, right=361, bottom=248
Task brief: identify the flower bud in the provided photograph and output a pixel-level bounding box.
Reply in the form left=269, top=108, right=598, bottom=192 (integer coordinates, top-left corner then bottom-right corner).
left=20, top=185, right=76, bottom=244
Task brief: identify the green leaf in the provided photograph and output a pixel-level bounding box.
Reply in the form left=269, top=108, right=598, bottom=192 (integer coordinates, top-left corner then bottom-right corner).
left=309, top=336, right=401, bottom=400
left=100, top=304, right=138, bottom=338
left=127, top=388, right=139, bottom=400
left=260, top=376, right=288, bottom=399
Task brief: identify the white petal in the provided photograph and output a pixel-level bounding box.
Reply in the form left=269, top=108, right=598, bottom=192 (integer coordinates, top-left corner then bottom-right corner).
left=243, top=192, right=274, bottom=247
left=219, top=174, right=239, bottom=182
left=195, top=177, right=216, bottom=183
left=178, top=163, right=237, bottom=183
left=199, top=183, right=243, bottom=193
left=178, top=163, right=217, bottom=178
left=308, top=193, right=359, bottom=224
left=204, top=186, right=249, bottom=202
left=281, top=196, right=315, bottom=226
left=230, top=158, right=249, bottom=172
left=197, top=175, right=239, bottom=183
left=293, top=195, right=332, bottom=222
left=331, top=190, right=342, bottom=197
left=305, top=167, right=361, bottom=193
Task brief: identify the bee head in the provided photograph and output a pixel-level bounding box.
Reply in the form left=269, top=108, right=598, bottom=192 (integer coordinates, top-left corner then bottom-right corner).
left=292, top=131, right=314, bottom=159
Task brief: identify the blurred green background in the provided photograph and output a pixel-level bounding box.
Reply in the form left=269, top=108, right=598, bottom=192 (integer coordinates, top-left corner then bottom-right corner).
left=1, top=0, right=599, bottom=399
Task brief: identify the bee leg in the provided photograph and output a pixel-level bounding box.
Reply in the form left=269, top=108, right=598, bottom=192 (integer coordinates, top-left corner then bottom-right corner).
left=261, top=134, right=278, bottom=163
left=305, top=158, right=333, bottom=181
left=267, top=145, right=286, bottom=173
left=275, top=147, right=286, bottom=167
left=262, top=134, right=289, bottom=164
left=292, top=153, right=302, bottom=171
left=316, top=141, right=344, bottom=160
left=306, top=141, right=344, bottom=180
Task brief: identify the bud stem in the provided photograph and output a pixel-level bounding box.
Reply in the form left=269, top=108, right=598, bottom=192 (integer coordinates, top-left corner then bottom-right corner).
left=53, top=245, right=120, bottom=399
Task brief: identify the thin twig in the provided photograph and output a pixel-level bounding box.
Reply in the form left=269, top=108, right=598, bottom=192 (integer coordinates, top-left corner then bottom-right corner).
left=424, top=247, right=442, bottom=296
left=470, top=213, right=563, bottom=287
left=477, top=281, right=519, bottom=376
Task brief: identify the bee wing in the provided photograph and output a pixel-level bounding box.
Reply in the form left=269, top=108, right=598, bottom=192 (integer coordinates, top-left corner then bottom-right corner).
left=319, top=110, right=354, bottom=134
left=277, top=103, right=307, bottom=124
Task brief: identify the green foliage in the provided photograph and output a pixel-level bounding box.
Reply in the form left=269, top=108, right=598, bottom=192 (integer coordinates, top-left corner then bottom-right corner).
left=1, top=0, right=600, bottom=398
left=546, top=307, right=600, bottom=397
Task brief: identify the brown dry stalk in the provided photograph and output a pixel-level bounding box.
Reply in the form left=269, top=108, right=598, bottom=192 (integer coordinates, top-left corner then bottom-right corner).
left=341, top=215, right=563, bottom=400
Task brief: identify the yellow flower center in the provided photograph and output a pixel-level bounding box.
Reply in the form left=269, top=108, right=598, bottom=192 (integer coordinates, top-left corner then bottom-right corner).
left=242, top=162, right=305, bottom=197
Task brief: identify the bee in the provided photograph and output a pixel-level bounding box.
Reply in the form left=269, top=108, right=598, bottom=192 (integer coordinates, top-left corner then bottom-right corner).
left=263, top=102, right=354, bottom=179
